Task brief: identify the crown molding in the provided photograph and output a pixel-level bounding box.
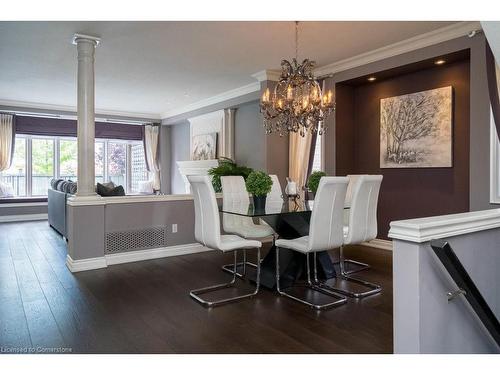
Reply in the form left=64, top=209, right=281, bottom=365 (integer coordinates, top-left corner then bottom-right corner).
left=314, top=21, right=482, bottom=77
left=0, top=99, right=161, bottom=121
left=161, top=81, right=260, bottom=119
left=252, top=69, right=281, bottom=82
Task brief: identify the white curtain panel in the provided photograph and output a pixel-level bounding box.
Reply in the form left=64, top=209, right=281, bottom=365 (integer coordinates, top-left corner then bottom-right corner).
left=144, top=124, right=161, bottom=191
left=288, top=130, right=313, bottom=196
left=0, top=113, right=15, bottom=172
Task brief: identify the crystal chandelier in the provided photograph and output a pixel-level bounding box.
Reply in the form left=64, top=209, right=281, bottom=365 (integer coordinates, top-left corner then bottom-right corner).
left=260, top=21, right=335, bottom=137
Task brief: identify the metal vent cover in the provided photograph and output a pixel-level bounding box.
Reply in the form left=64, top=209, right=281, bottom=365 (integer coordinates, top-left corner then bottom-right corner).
left=105, top=227, right=168, bottom=254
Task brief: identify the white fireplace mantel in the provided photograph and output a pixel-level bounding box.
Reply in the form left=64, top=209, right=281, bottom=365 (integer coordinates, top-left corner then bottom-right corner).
left=176, top=160, right=218, bottom=193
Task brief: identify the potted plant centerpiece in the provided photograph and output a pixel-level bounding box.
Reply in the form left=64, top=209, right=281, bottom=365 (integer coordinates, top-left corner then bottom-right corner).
left=306, top=171, right=327, bottom=200
left=208, top=157, right=254, bottom=192
left=245, top=170, right=273, bottom=210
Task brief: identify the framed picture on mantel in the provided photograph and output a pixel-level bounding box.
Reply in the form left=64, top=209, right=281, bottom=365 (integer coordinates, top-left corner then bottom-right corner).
left=380, top=86, right=453, bottom=168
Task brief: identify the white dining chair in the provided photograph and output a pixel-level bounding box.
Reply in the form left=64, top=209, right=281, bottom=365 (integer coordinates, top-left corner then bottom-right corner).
left=342, top=174, right=368, bottom=274
left=188, top=175, right=262, bottom=308
left=221, top=176, right=274, bottom=277
left=268, top=174, right=284, bottom=202
left=274, top=177, right=349, bottom=310
left=322, top=174, right=383, bottom=298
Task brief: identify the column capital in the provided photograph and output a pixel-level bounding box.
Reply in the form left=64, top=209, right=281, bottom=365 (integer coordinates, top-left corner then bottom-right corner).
left=72, top=33, right=101, bottom=46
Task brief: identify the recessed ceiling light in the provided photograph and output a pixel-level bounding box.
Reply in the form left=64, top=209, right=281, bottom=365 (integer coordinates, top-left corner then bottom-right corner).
left=367, top=76, right=376, bottom=82
left=435, top=59, right=446, bottom=65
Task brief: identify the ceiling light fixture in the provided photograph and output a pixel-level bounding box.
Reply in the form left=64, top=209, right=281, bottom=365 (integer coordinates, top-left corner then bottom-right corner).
left=435, top=59, right=446, bottom=65
left=260, top=21, right=335, bottom=137
left=367, top=76, right=377, bottom=82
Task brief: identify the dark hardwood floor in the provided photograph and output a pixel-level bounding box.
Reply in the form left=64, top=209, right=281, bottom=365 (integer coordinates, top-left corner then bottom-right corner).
left=0, top=220, right=393, bottom=353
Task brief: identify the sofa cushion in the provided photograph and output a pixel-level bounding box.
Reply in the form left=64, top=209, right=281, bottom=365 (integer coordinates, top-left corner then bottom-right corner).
left=66, top=181, right=78, bottom=194
left=51, top=178, right=63, bottom=190
left=96, top=183, right=125, bottom=197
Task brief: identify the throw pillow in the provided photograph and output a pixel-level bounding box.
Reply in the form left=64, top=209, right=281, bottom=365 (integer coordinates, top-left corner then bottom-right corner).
left=67, top=181, right=78, bottom=194
left=96, top=183, right=125, bottom=197
left=56, top=180, right=67, bottom=192
left=51, top=178, right=63, bottom=190
left=0, top=181, right=14, bottom=198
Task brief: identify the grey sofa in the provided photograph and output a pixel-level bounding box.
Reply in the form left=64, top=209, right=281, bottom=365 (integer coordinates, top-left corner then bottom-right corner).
left=48, top=188, right=69, bottom=238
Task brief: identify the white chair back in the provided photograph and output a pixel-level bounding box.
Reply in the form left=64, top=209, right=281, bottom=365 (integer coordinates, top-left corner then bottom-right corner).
left=345, top=175, right=383, bottom=245
left=188, top=175, right=221, bottom=250
left=345, top=174, right=362, bottom=206
left=307, top=177, right=349, bottom=252
left=268, top=174, right=283, bottom=202
left=221, top=175, right=249, bottom=204
left=221, top=176, right=255, bottom=232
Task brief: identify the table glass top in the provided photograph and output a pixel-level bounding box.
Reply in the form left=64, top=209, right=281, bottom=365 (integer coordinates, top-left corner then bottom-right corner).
left=219, top=199, right=349, bottom=217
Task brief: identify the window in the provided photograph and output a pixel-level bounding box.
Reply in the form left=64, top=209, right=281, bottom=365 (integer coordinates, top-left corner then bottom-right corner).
left=0, top=137, right=26, bottom=196
left=59, top=139, right=77, bottom=181
left=107, top=142, right=127, bottom=187
left=31, top=138, right=55, bottom=196
left=130, top=143, right=148, bottom=192
left=1, top=135, right=147, bottom=198
left=95, top=141, right=105, bottom=184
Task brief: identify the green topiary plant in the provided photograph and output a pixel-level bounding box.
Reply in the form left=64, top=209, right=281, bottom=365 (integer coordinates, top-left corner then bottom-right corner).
left=208, top=158, right=254, bottom=192
left=245, top=170, right=273, bottom=197
left=307, top=171, right=327, bottom=194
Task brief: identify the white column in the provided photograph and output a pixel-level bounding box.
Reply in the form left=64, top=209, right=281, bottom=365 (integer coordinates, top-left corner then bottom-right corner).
left=72, top=34, right=101, bottom=198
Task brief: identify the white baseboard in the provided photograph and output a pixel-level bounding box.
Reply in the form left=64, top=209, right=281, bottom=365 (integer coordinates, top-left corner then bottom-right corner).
left=66, top=242, right=212, bottom=272
left=360, top=238, right=393, bottom=251
left=66, top=255, right=108, bottom=273
left=105, top=243, right=212, bottom=266
left=0, top=213, right=48, bottom=223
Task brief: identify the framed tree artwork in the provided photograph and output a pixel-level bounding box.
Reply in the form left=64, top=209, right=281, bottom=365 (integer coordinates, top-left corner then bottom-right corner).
left=380, top=86, right=453, bottom=168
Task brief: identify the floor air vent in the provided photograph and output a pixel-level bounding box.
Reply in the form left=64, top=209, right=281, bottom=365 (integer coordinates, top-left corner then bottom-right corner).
left=106, top=227, right=168, bottom=253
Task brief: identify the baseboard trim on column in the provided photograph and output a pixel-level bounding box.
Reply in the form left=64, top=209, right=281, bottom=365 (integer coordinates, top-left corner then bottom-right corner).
left=66, top=255, right=108, bottom=272
left=360, top=238, right=393, bottom=251
left=65, top=242, right=213, bottom=272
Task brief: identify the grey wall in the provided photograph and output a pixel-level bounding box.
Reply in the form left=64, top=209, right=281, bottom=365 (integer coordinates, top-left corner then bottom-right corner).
left=159, top=125, right=171, bottom=194
left=105, top=200, right=196, bottom=247
left=324, top=34, right=494, bottom=212
left=234, top=100, right=266, bottom=171
left=165, top=100, right=269, bottom=194
left=393, top=230, right=500, bottom=353
left=66, top=198, right=212, bottom=260
left=67, top=204, right=105, bottom=260
left=169, top=121, right=191, bottom=194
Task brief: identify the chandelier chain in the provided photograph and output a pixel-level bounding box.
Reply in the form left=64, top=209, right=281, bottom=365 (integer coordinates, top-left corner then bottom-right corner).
left=295, top=21, right=299, bottom=61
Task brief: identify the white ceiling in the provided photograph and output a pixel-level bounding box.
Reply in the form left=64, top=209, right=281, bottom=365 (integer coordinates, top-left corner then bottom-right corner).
left=0, top=21, right=458, bottom=119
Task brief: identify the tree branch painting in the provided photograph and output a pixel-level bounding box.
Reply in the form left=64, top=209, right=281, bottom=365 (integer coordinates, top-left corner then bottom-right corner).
left=380, top=86, right=452, bottom=168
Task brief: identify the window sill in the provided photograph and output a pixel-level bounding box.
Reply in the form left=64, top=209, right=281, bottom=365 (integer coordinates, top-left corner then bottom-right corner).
left=0, top=197, right=48, bottom=206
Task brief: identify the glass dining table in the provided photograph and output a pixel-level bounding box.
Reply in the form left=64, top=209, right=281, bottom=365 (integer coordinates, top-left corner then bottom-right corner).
left=219, top=199, right=349, bottom=289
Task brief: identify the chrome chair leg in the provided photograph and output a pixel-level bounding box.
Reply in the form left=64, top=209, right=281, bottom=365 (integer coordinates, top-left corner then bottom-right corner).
left=276, top=248, right=347, bottom=310
left=336, top=244, right=370, bottom=275
left=190, top=248, right=261, bottom=308
left=221, top=234, right=276, bottom=277
left=320, top=246, right=381, bottom=298
left=341, top=259, right=370, bottom=275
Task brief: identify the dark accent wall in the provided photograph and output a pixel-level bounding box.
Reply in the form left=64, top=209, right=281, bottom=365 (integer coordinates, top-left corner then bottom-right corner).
left=336, top=59, right=470, bottom=239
